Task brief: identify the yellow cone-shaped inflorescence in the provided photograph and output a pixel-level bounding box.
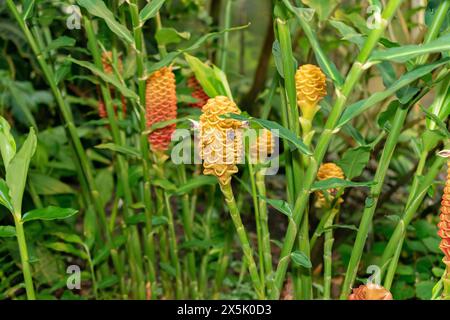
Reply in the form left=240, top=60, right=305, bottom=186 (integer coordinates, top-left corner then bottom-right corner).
left=348, top=283, right=393, bottom=300
left=295, top=64, right=327, bottom=121
left=250, top=129, right=274, bottom=163
left=315, top=162, right=345, bottom=208
left=199, top=96, right=243, bottom=186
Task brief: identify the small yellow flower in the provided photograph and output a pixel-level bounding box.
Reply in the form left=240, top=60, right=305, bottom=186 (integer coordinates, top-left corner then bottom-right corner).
left=315, top=162, right=345, bottom=208
left=250, top=129, right=274, bottom=163
left=295, top=64, right=327, bottom=121
left=199, top=96, right=243, bottom=185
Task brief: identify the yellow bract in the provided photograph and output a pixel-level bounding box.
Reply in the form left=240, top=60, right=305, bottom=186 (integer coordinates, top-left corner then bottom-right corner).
left=199, top=96, right=243, bottom=185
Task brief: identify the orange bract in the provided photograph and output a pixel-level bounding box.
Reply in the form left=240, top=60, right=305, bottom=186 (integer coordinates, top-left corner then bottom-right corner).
left=199, top=96, right=243, bottom=185
left=315, top=162, right=345, bottom=208
left=348, top=283, right=393, bottom=300
left=187, top=76, right=209, bottom=109
left=98, top=51, right=127, bottom=118
left=438, top=161, right=450, bottom=264
left=145, top=67, right=178, bottom=152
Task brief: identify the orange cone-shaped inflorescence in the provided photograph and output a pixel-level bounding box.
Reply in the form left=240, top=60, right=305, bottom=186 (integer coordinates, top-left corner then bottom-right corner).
left=145, top=67, right=178, bottom=152
left=348, top=283, right=393, bottom=300
left=187, top=76, right=209, bottom=109
left=438, top=161, right=450, bottom=264
left=315, top=162, right=345, bottom=208
left=98, top=51, right=127, bottom=118
left=295, top=64, right=327, bottom=120
left=199, top=96, right=243, bottom=185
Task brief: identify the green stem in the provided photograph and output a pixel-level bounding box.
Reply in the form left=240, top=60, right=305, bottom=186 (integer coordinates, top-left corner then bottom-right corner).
left=219, top=182, right=264, bottom=299
left=220, top=0, right=233, bottom=71
left=256, top=169, right=273, bottom=294
left=248, top=159, right=265, bottom=295
left=177, top=165, right=199, bottom=299
left=269, top=0, right=404, bottom=299
left=129, top=0, right=157, bottom=288
left=340, top=106, right=408, bottom=299
left=13, top=215, right=36, bottom=300
left=323, top=208, right=338, bottom=299
left=163, top=190, right=184, bottom=299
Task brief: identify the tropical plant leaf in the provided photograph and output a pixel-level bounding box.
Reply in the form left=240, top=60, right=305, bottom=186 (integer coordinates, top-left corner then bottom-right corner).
left=0, top=179, right=13, bottom=213
left=369, top=34, right=450, bottom=63
left=22, top=206, right=78, bottom=223
left=95, top=143, right=142, bottom=158
left=174, top=176, right=217, bottom=195
left=310, top=178, right=375, bottom=191
left=77, top=0, right=133, bottom=44
left=139, top=0, right=167, bottom=22
left=338, top=58, right=450, bottom=127
left=67, top=57, right=138, bottom=100
left=291, top=250, right=312, bottom=268
left=0, top=226, right=16, bottom=238
left=6, top=128, right=37, bottom=214
left=226, top=113, right=312, bottom=155
left=337, top=146, right=371, bottom=180
left=0, top=116, right=16, bottom=171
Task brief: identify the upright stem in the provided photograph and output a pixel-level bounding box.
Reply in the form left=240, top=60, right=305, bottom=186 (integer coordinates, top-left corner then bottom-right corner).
left=177, top=165, right=199, bottom=299
left=340, top=106, right=408, bottom=299
left=323, top=208, right=338, bottom=299
left=219, top=181, right=264, bottom=299
left=248, top=159, right=265, bottom=294
left=269, top=0, right=404, bottom=299
left=220, top=0, right=233, bottom=72
left=13, top=215, right=36, bottom=300
left=256, top=169, right=273, bottom=293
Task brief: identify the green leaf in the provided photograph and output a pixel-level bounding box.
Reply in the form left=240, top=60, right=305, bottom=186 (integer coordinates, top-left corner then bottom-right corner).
left=22, top=206, right=78, bottom=223
left=44, top=241, right=87, bottom=259
left=152, top=179, right=177, bottom=192
left=0, top=226, right=16, bottom=238
left=226, top=113, right=312, bottom=155
left=155, top=27, right=190, bottom=46
left=29, top=173, right=75, bottom=195
left=139, top=0, right=166, bottom=22
left=146, top=24, right=249, bottom=74
left=43, top=36, right=76, bottom=54
left=311, top=178, right=375, bottom=191
left=0, top=179, right=13, bottom=213
left=291, top=250, right=312, bottom=268
left=76, top=0, right=133, bottom=44
left=369, top=34, right=450, bottom=63
left=337, top=146, right=371, bottom=180
left=329, top=20, right=364, bottom=48
left=95, top=143, right=142, bottom=158
left=67, top=57, right=138, bottom=100
left=420, top=105, right=450, bottom=139
left=6, top=128, right=36, bottom=214
left=0, top=116, right=16, bottom=171
left=301, top=0, right=341, bottom=21
left=184, top=54, right=230, bottom=99
left=338, top=58, right=450, bottom=127
left=260, top=196, right=293, bottom=218
left=272, top=40, right=297, bottom=79
left=416, top=280, right=435, bottom=300
left=97, top=275, right=119, bottom=290
left=281, top=0, right=344, bottom=86
left=50, top=232, right=84, bottom=245
left=174, top=176, right=217, bottom=195
left=159, top=262, right=177, bottom=278
left=22, top=0, right=35, bottom=20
